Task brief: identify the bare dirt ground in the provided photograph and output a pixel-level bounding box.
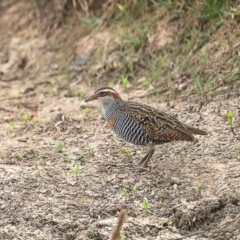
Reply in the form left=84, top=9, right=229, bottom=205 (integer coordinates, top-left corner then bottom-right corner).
left=0, top=1, right=240, bottom=240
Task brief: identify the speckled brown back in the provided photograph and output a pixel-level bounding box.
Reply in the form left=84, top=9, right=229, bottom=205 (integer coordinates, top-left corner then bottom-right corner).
left=122, top=101, right=206, bottom=144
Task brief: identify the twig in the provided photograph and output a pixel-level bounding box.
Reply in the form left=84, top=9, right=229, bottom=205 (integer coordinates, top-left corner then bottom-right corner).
left=0, top=107, right=14, bottom=112
left=170, top=231, right=205, bottom=240
left=110, top=209, right=127, bottom=240
left=230, top=127, right=236, bottom=135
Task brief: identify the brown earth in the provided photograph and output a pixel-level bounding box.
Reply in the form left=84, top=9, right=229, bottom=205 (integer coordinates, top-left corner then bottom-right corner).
left=0, top=1, right=240, bottom=240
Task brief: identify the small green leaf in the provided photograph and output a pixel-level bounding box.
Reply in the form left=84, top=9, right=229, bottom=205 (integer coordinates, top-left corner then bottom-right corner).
left=142, top=198, right=150, bottom=211
left=17, top=152, right=23, bottom=159
left=83, top=107, right=90, bottom=114
left=120, top=234, right=126, bottom=240
left=121, top=76, right=129, bottom=89
left=226, top=110, right=235, bottom=128
left=70, top=165, right=80, bottom=175
left=108, top=82, right=114, bottom=88
left=56, top=142, right=63, bottom=150
left=22, top=114, right=30, bottom=123
left=79, top=16, right=101, bottom=26
left=131, top=185, right=136, bottom=192
left=122, top=148, right=131, bottom=157
left=122, top=188, right=128, bottom=197
left=226, top=110, right=234, bottom=120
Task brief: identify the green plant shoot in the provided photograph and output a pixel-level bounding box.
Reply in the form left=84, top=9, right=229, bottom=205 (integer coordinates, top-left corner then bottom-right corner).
left=70, top=165, right=80, bottom=181
left=142, top=198, right=150, bottom=211
left=122, top=188, right=128, bottom=197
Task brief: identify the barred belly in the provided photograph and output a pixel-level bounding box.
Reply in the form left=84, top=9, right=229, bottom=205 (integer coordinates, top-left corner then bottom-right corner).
left=112, top=113, right=149, bottom=145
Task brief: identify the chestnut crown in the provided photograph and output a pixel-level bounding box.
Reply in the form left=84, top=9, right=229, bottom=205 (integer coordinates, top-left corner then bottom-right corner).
left=84, top=87, right=122, bottom=102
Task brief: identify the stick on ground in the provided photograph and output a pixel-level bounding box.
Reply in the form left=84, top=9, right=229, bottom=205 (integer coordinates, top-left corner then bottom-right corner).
left=110, top=209, right=127, bottom=240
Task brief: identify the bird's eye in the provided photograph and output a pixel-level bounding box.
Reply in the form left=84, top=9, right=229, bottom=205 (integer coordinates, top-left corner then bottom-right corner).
left=100, top=92, right=105, bottom=96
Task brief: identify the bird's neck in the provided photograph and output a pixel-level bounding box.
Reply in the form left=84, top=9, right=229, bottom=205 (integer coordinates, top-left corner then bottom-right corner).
left=102, top=99, right=122, bottom=121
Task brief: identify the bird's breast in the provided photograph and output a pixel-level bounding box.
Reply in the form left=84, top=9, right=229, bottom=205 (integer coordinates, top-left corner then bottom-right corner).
left=112, top=114, right=150, bottom=145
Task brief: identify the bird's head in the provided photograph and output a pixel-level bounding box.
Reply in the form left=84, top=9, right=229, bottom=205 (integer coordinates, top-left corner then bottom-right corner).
left=85, top=87, right=122, bottom=106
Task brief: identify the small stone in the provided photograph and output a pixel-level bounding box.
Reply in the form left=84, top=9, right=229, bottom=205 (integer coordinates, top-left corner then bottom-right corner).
left=72, top=54, right=88, bottom=67
left=50, top=63, right=59, bottom=70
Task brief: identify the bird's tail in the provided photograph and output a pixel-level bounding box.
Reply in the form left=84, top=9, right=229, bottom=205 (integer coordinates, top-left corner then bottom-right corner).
left=187, top=126, right=207, bottom=135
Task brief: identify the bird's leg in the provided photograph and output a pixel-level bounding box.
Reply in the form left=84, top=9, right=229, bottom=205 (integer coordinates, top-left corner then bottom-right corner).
left=138, top=144, right=155, bottom=167
left=137, top=152, right=149, bottom=166
left=142, top=144, right=155, bottom=167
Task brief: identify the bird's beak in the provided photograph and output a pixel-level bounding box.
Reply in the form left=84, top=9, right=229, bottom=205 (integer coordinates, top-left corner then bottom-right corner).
left=84, top=93, right=97, bottom=102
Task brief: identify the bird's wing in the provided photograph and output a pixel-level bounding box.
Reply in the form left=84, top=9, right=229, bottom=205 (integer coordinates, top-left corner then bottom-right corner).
left=124, top=101, right=194, bottom=142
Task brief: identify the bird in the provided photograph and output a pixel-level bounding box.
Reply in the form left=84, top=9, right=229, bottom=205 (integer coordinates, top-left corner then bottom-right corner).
left=85, top=87, right=207, bottom=167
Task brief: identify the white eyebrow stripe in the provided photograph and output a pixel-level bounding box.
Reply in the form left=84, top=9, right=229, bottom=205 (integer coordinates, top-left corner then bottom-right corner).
left=96, top=89, right=116, bottom=94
